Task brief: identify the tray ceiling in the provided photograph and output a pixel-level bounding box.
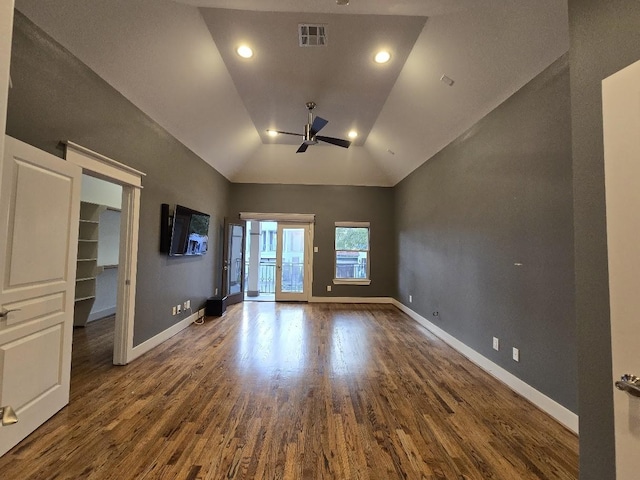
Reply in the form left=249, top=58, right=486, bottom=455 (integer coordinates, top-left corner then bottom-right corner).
left=14, top=0, right=569, bottom=186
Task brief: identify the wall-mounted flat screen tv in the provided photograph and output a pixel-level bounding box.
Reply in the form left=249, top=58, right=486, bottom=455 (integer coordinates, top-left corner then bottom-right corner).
left=169, top=204, right=210, bottom=256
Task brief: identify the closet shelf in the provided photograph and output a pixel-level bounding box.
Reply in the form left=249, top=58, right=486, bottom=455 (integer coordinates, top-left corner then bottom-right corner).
left=75, top=295, right=96, bottom=302
left=74, top=201, right=107, bottom=327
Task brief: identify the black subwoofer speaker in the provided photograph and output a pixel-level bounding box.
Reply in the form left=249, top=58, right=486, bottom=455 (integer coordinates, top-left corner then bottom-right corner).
left=206, top=296, right=227, bottom=316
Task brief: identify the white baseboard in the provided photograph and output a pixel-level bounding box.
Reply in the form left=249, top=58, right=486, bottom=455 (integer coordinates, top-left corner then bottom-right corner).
left=129, top=309, right=203, bottom=363
left=309, top=296, right=394, bottom=304
left=392, top=299, right=579, bottom=434
left=87, top=305, right=116, bottom=322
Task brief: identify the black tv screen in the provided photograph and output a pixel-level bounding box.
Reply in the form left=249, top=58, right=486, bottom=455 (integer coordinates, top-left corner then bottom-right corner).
left=169, top=205, right=210, bottom=256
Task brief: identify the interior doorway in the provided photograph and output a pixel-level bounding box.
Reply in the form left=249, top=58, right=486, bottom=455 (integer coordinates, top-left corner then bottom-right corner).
left=71, top=174, right=122, bottom=367
left=64, top=141, right=145, bottom=365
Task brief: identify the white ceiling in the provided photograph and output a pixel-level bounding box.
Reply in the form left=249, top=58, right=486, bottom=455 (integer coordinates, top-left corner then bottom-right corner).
left=14, top=0, right=569, bottom=186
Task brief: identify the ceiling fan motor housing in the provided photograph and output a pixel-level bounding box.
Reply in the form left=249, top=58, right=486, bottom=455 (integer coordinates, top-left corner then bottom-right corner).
left=303, top=123, right=318, bottom=144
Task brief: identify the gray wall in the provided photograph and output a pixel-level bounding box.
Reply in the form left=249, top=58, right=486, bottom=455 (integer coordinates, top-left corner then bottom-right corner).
left=10, top=6, right=635, bottom=474
left=229, top=184, right=395, bottom=298
left=6, top=12, right=230, bottom=346
left=569, top=1, right=640, bottom=478
left=395, top=55, right=577, bottom=411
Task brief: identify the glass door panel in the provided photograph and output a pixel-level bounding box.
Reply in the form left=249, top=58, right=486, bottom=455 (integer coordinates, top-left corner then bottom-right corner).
left=223, top=221, right=245, bottom=305
left=275, top=224, right=310, bottom=301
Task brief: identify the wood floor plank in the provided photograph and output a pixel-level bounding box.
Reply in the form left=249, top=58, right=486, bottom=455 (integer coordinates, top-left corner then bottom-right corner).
left=0, top=303, right=578, bottom=479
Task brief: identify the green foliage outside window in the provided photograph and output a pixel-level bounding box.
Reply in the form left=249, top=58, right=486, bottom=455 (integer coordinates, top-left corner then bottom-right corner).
left=335, top=227, right=369, bottom=250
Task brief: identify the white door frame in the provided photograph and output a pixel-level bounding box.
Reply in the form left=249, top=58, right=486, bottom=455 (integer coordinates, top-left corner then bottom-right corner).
left=275, top=223, right=312, bottom=302
left=0, top=1, right=15, bottom=161
left=64, top=142, right=145, bottom=365
left=239, top=212, right=315, bottom=302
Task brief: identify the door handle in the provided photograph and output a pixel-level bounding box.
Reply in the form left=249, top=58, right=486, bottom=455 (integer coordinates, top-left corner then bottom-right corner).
left=0, top=308, right=20, bottom=319
left=0, top=405, right=18, bottom=426
left=615, top=374, right=640, bottom=397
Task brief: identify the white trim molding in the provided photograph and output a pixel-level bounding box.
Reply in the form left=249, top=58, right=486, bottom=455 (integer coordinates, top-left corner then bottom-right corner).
left=64, top=142, right=145, bottom=366
left=392, top=299, right=579, bottom=434
left=310, top=296, right=393, bottom=304
left=88, top=306, right=116, bottom=322
left=333, top=278, right=372, bottom=286
left=0, top=1, right=14, bottom=165
left=65, top=141, right=146, bottom=188
left=129, top=308, right=205, bottom=363
left=239, top=212, right=315, bottom=223
left=335, top=221, right=370, bottom=228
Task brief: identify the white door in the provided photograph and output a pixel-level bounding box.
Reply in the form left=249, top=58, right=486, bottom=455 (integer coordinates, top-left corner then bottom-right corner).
left=0, top=136, right=81, bottom=456
left=275, top=223, right=311, bottom=301
left=603, top=59, right=640, bottom=479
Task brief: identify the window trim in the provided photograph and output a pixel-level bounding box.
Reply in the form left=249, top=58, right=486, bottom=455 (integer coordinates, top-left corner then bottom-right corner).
left=333, top=221, right=371, bottom=285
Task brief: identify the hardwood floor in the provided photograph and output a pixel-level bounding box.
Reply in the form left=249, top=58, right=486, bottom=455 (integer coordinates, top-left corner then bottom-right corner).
left=0, top=303, right=578, bottom=479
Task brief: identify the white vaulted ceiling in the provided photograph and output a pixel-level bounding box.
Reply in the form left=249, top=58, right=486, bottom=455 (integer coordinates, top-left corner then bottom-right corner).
left=14, top=0, right=569, bottom=186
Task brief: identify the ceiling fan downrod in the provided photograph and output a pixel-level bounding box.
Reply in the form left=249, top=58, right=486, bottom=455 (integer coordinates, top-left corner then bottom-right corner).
left=305, top=101, right=317, bottom=143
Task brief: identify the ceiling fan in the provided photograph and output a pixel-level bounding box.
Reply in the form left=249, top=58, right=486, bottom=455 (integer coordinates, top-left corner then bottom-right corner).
left=268, top=101, right=352, bottom=153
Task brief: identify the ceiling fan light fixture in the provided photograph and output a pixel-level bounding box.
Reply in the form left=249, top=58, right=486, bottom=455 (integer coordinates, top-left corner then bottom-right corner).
left=374, top=50, right=391, bottom=64
left=348, top=130, right=358, bottom=139
left=236, top=45, right=253, bottom=58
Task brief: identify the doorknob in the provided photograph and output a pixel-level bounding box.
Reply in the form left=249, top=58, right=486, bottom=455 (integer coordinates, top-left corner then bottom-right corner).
left=615, top=374, right=640, bottom=397
left=0, top=405, right=18, bottom=426
left=0, top=308, right=20, bottom=318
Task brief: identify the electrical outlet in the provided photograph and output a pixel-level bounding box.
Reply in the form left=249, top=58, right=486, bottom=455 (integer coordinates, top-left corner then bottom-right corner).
left=184, top=300, right=190, bottom=309
left=409, top=295, right=412, bottom=303
left=493, top=337, right=500, bottom=351
left=172, top=306, right=177, bottom=316
left=177, top=304, right=182, bottom=314
left=327, top=285, right=332, bottom=292
left=512, top=347, right=520, bottom=362
left=314, top=246, right=318, bottom=252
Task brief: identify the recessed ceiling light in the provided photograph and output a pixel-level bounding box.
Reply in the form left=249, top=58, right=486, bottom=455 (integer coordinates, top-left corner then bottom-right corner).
left=374, top=50, right=391, bottom=64
left=237, top=45, right=253, bottom=58
left=348, top=130, right=358, bottom=139
left=266, top=130, right=279, bottom=137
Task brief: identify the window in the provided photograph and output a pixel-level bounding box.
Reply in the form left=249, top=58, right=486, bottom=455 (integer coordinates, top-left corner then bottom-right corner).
left=334, top=222, right=371, bottom=285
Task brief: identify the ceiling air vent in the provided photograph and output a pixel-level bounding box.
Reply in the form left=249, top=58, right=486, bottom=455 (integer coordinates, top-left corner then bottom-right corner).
left=299, top=24, right=327, bottom=47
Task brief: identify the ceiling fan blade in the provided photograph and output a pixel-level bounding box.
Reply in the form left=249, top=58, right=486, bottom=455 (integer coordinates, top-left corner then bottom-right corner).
left=296, top=143, right=309, bottom=153
left=310, top=116, right=328, bottom=136
left=316, top=135, right=352, bottom=149
left=272, top=130, right=302, bottom=136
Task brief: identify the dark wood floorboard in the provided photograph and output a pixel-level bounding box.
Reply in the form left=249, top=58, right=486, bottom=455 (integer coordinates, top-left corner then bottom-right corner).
left=0, top=303, right=578, bottom=479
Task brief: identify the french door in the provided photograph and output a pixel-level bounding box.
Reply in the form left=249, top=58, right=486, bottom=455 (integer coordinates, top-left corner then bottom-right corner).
left=222, top=220, right=245, bottom=306
left=275, top=223, right=311, bottom=301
